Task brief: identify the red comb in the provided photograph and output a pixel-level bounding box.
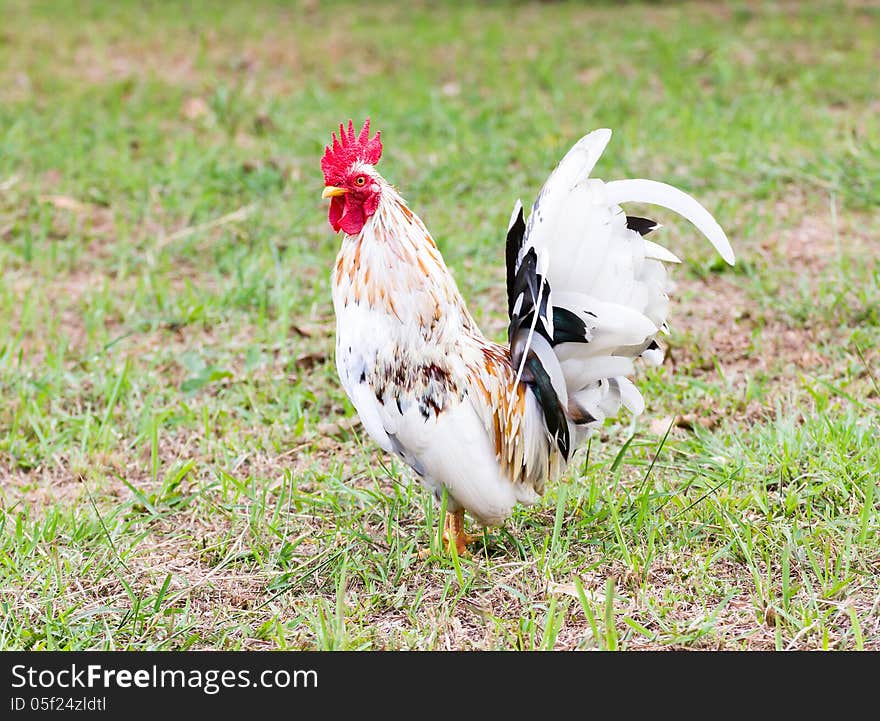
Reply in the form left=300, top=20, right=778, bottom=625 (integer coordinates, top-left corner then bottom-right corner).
left=321, top=118, right=383, bottom=185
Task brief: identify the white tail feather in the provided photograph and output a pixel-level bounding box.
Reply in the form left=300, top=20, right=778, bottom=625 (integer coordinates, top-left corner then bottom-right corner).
left=643, top=239, right=682, bottom=264
left=514, top=128, right=733, bottom=459
left=559, top=355, right=635, bottom=393
left=616, top=376, right=645, bottom=415
left=605, top=179, right=735, bottom=265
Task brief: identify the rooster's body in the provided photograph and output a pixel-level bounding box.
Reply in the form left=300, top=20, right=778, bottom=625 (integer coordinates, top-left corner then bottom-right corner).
left=322, top=120, right=734, bottom=553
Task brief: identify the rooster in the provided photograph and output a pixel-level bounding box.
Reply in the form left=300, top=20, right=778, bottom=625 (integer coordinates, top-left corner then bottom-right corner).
left=321, top=119, right=734, bottom=554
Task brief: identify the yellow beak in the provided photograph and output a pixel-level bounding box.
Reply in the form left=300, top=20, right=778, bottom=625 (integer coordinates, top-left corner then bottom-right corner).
left=322, top=186, right=347, bottom=199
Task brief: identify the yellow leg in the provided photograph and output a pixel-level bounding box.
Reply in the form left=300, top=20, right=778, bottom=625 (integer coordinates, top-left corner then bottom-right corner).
left=442, top=509, right=480, bottom=555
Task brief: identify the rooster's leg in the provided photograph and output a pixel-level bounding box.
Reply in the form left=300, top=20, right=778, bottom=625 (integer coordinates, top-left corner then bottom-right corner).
left=442, top=508, right=480, bottom=555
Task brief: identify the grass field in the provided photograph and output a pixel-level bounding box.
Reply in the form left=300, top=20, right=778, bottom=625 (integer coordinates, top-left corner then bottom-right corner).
left=1, top=0, right=878, bottom=650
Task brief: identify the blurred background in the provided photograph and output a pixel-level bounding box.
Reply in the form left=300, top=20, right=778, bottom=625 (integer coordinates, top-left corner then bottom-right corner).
left=0, top=1, right=877, bottom=650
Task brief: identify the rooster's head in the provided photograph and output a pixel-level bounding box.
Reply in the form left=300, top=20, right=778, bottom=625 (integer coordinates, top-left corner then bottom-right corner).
left=321, top=118, right=383, bottom=235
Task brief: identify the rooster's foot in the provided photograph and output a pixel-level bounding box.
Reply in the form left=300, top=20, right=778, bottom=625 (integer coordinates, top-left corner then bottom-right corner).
left=417, top=508, right=481, bottom=558
left=443, top=508, right=480, bottom=555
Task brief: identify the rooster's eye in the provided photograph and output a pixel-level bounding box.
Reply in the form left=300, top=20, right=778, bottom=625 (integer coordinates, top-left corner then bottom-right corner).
left=355, top=176, right=366, bottom=186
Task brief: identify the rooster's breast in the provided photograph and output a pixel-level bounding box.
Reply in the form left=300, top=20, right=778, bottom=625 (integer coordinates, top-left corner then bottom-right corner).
left=332, top=297, right=540, bottom=525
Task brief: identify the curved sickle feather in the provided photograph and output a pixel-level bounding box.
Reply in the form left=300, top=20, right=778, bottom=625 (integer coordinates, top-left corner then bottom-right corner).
left=605, top=179, right=735, bottom=265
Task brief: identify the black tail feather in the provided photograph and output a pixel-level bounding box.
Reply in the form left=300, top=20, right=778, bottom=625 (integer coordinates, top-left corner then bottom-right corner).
left=626, top=215, right=659, bottom=236
left=505, top=213, right=577, bottom=461
left=505, top=206, right=526, bottom=316
left=524, top=352, right=570, bottom=460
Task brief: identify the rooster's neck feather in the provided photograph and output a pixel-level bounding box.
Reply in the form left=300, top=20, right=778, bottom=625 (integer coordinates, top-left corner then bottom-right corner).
left=332, top=185, right=478, bottom=341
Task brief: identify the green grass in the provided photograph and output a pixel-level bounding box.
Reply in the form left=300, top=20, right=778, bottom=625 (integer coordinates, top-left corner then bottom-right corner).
left=1, top=0, right=877, bottom=650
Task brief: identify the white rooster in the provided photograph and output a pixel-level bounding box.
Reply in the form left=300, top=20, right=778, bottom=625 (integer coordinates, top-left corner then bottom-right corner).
left=322, top=120, right=734, bottom=554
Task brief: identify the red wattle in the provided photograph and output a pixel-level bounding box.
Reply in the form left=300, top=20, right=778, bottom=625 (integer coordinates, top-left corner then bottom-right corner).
left=339, top=200, right=365, bottom=235
left=328, top=194, right=369, bottom=235
left=329, top=196, right=345, bottom=231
